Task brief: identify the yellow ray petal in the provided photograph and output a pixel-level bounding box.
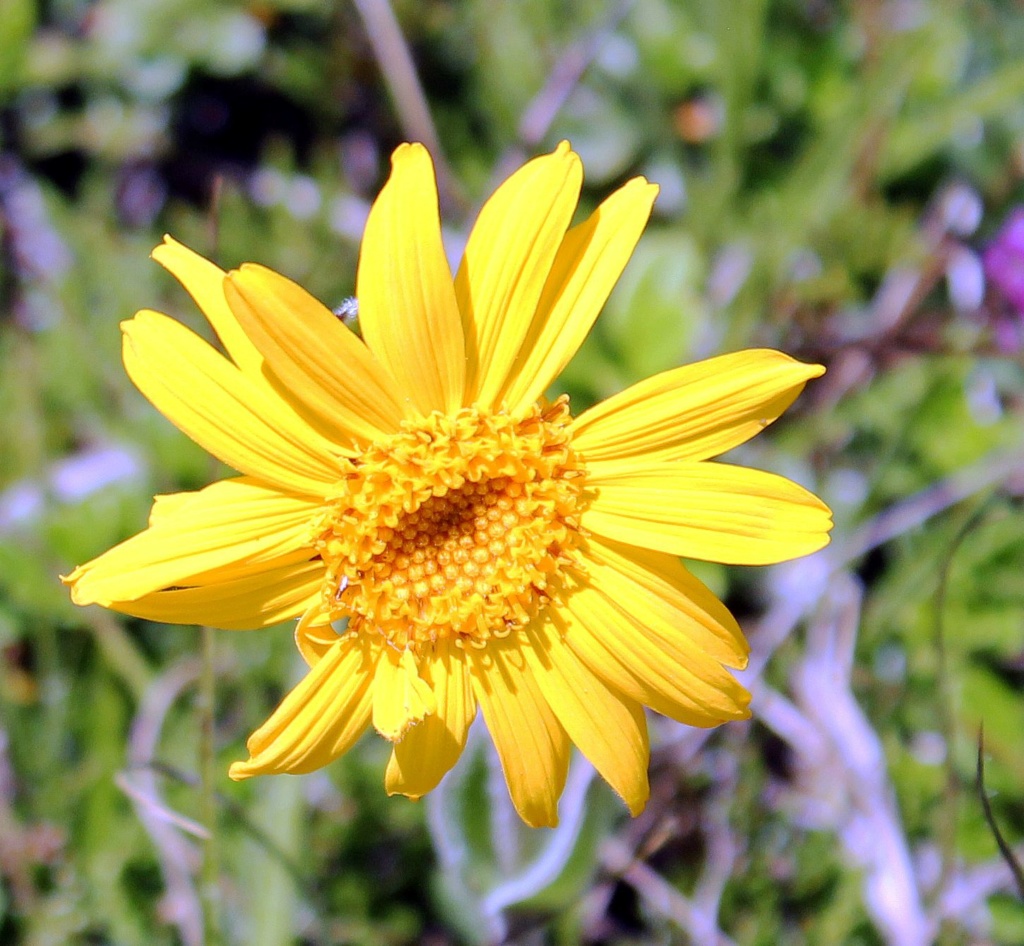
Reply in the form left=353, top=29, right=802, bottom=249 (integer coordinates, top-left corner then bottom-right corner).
left=230, top=636, right=375, bottom=779
left=104, top=555, right=324, bottom=630
left=501, top=177, right=659, bottom=412
left=385, top=641, right=476, bottom=798
left=153, top=238, right=354, bottom=446
left=65, top=477, right=320, bottom=606
left=122, top=310, right=342, bottom=494
left=573, top=349, right=824, bottom=464
left=524, top=617, right=649, bottom=816
left=584, top=537, right=749, bottom=669
left=148, top=489, right=197, bottom=526
left=372, top=646, right=438, bottom=742
left=583, top=461, right=833, bottom=565
left=151, top=235, right=264, bottom=376
left=224, top=265, right=409, bottom=446
left=467, top=637, right=570, bottom=828
left=561, top=582, right=751, bottom=727
left=456, top=142, right=582, bottom=408
left=293, top=605, right=341, bottom=666
left=357, top=144, right=465, bottom=415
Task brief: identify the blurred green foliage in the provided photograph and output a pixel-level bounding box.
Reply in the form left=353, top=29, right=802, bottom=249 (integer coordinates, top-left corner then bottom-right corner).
left=1, top=0, right=1024, bottom=943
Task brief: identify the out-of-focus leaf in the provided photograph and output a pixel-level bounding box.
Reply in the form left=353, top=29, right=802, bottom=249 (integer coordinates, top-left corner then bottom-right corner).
left=555, top=86, right=643, bottom=185
left=598, top=231, right=708, bottom=382
left=883, top=61, right=1024, bottom=180
left=0, top=0, right=34, bottom=100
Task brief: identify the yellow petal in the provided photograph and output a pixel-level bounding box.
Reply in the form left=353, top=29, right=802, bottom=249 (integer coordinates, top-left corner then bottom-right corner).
left=229, top=636, right=375, bottom=779
left=584, top=537, right=749, bottom=669
left=151, top=235, right=264, bottom=376
left=148, top=489, right=197, bottom=526
left=573, top=349, right=824, bottom=463
left=65, top=477, right=320, bottom=606
left=467, top=637, right=570, bottom=828
left=152, top=239, right=351, bottom=446
left=103, top=555, right=323, bottom=630
left=561, top=580, right=751, bottom=727
left=122, top=310, right=341, bottom=494
left=224, top=265, right=409, bottom=446
left=501, top=177, right=659, bottom=411
left=357, top=144, right=465, bottom=415
left=385, top=641, right=476, bottom=798
left=524, top=617, right=650, bottom=816
left=293, top=605, right=341, bottom=666
left=456, top=142, right=582, bottom=408
left=583, top=461, right=833, bottom=565
left=372, top=646, right=438, bottom=742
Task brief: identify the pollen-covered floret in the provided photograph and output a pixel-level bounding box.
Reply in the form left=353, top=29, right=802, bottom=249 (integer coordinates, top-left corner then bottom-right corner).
left=311, top=396, right=585, bottom=649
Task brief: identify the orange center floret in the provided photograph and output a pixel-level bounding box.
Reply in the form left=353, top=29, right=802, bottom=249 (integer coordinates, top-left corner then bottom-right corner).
left=312, top=396, right=584, bottom=650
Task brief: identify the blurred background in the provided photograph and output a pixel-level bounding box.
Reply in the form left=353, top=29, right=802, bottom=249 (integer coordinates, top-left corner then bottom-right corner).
left=2, top=0, right=1024, bottom=943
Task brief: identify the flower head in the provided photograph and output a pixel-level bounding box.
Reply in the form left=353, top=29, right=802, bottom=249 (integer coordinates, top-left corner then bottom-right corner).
left=66, top=142, right=832, bottom=826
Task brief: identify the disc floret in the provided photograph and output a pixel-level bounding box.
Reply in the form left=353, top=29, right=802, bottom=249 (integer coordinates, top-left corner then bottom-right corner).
left=312, top=396, right=584, bottom=649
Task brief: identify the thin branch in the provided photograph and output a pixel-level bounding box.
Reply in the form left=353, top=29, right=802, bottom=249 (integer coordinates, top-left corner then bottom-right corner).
left=491, top=0, right=636, bottom=190
left=932, top=498, right=996, bottom=921
left=481, top=757, right=596, bottom=919
left=124, top=659, right=204, bottom=946
left=691, top=748, right=741, bottom=943
left=937, top=847, right=1024, bottom=921
left=144, top=760, right=319, bottom=907
left=351, top=0, right=463, bottom=211
left=517, top=0, right=635, bottom=149
left=115, top=772, right=210, bottom=840
left=833, top=447, right=1024, bottom=570
left=197, top=626, right=222, bottom=946
left=198, top=185, right=226, bottom=946
left=792, top=574, right=931, bottom=946
left=206, top=174, right=224, bottom=260
left=601, top=837, right=739, bottom=946
left=663, top=442, right=1024, bottom=772
left=976, top=726, right=1024, bottom=899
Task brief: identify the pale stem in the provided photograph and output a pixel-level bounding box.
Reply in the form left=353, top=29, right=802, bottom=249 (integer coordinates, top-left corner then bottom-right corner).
left=198, top=625, right=222, bottom=945
left=351, top=0, right=462, bottom=212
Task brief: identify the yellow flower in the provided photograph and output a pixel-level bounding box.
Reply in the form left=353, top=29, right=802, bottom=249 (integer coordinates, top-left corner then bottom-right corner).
left=65, top=142, right=832, bottom=827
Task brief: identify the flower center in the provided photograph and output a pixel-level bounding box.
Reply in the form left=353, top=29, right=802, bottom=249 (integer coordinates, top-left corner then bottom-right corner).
left=312, top=396, right=585, bottom=650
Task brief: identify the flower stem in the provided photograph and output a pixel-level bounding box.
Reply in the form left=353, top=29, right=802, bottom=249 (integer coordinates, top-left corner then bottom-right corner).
left=199, top=624, right=222, bottom=945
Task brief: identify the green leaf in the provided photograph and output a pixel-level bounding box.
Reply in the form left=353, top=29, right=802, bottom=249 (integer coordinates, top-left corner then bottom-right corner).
left=0, top=0, right=34, bottom=99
